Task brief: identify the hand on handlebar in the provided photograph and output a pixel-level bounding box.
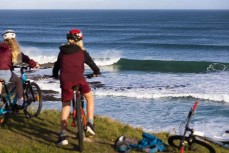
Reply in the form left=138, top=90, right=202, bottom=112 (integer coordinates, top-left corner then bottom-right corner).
left=51, top=75, right=59, bottom=80
left=85, top=72, right=101, bottom=79
left=34, top=63, right=40, bottom=68
left=93, top=73, right=101, bottom=77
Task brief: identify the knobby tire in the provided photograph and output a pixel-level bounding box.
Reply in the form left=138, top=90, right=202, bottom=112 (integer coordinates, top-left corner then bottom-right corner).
left=23, top=82, right=42, bottom=118
left=168, top=135, right=215, bottom=153
left=76, top=94, right=84, bottom=152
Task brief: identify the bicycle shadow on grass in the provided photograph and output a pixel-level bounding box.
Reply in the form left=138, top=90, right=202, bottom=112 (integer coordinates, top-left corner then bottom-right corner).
left=1, top=111, right=85, bottom=152
left=3, top=113, right=57, bottom=143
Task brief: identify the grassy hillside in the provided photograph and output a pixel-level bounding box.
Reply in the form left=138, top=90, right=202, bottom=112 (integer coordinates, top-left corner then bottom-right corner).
left=0, top=110, right=228, bottom=153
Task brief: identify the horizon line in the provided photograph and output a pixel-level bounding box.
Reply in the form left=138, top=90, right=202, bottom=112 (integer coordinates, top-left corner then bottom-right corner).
left=0, top=8, right=228, bottom=10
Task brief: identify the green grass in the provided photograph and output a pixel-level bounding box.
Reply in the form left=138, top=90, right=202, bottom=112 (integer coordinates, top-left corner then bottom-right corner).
left=0, top=110, right=228, bottom=153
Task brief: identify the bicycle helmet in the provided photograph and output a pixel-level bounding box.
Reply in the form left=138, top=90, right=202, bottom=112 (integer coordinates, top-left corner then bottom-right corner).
left=2, top=30, right=16, bottom=40
left=66, top=29, right=84, bottom=41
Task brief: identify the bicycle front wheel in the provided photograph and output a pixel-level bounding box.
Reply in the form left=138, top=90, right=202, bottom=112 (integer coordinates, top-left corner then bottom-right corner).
left=76, top=99, right=84, bottom=152
left=23, top=82, right=42, bottom=118
left=168, top=135, right=215, bottom=153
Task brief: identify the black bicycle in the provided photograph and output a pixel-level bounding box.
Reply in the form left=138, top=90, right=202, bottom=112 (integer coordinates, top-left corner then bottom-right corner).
left=168, top=101, right=229, bottom=153
left=0, top=66, right=42, bottom=125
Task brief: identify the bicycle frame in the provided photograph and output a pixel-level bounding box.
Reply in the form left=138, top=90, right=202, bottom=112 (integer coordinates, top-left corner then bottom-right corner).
left=71, top=85, right=87, bottom=128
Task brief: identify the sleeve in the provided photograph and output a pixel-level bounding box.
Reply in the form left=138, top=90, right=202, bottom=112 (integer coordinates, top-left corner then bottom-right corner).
left=52, top=53, right=61, bottom=77
left=21, top=53, right=37, bottom=68
left=84, top=50, right=101, bottom=75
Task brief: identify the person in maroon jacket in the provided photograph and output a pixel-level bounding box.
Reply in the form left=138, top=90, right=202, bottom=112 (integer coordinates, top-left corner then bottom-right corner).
left=0, top=30, right=39, bottom=107
left=53, top=29, right=101, bottom=145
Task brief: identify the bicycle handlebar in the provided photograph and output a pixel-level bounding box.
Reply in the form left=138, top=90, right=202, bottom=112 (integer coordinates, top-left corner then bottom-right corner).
left=13, top=65, right=31, bottom=74
left=51, top=73, right=101, bottom=80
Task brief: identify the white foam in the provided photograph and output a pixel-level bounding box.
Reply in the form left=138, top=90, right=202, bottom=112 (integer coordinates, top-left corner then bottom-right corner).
left=94, top=57, right=120, bottom=66
left=21, top=46, right=122, bottom=65
left=92, top=49, right=121, bottom=66
left=21, top=46, right=58, bottom=64
left=91, top=71, right=229, bottom=103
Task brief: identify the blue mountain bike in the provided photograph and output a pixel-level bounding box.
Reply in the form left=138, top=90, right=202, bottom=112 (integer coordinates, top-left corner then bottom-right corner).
left=0, top=65, right=42, bottom=125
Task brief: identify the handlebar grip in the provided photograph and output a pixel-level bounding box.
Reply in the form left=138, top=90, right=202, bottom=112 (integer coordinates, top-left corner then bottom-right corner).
left=192, top=101, right=198, bottom=111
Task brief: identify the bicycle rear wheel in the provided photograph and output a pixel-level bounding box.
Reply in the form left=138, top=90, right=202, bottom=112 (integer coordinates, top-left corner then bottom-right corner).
left=168, top=135, right=215, bottom=153
left=76, top=97, right=84, bottom=152
left=0, top=96, right=9, bottom=126
left=23, top=82, right=42, bottom=118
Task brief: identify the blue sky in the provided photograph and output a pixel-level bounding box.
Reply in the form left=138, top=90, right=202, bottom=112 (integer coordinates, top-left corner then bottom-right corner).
left=0, top=0, right=228, bottom=9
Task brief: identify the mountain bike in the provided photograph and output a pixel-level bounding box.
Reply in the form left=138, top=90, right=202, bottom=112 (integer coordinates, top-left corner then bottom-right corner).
left=168, top=101, right=229, bottom=153
left=70, top=74, right=96, bottom=152
left=0, top=65, right=42, bottom=125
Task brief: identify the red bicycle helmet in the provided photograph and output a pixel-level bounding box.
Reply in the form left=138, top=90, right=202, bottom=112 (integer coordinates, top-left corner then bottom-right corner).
left=66, top=29, right=84, bottom=40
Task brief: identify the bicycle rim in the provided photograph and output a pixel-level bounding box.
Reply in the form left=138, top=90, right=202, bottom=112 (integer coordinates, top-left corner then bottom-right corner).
left=76, top=99, right=84, bottom=152
left=23, top=82, right=42, bottom=118
left=168, top=135, right=216, bottom=153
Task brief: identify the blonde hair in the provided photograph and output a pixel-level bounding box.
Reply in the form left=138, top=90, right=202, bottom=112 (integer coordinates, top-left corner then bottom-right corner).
left=6, top=38, right=22, bottom=64
left=68, top=39, right=86, bottom=51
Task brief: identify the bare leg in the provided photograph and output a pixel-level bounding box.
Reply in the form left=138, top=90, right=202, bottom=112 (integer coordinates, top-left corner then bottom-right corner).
left=10, top=72, right=23, bottom=99
left=0, top=82, right=2, bottom=94
left=56, top=101, right=71, bottom=145
left=60, top=101, right=71, bottom=132
left=84, top=91, right=94, bottom=121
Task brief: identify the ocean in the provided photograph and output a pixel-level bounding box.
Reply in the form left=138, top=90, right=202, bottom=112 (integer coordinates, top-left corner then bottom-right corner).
left=0, top=10, right=228, bottom=136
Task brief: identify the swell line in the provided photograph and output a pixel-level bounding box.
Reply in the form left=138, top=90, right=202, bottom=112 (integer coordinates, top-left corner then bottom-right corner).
left=107, top=58, right=229, bottom=73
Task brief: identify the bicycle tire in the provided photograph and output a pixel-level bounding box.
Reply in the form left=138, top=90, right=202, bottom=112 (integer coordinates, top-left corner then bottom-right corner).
left=0, top=96, right=9, bottom=126
left=23, top=82, right=42, bottom=118
left=76, top=93, right=84, bottom=152
left=168, top=135, right=215, bottom=153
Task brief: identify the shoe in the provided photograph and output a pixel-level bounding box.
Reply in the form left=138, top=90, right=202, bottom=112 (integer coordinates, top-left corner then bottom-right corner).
left=86, top=122, right=95, bottom=136
left=17, top=98, right=24, bottom=108
left=56, top=136, right=68, bottom=145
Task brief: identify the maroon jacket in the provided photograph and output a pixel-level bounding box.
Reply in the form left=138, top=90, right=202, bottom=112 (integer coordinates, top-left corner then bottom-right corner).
left=53, top=44, right=100, bottom=88
left=53, top=44, right=100, bottom=76
left=0, top=42, right=37, bottom=70
left=0, top=42, right=12, bottom=70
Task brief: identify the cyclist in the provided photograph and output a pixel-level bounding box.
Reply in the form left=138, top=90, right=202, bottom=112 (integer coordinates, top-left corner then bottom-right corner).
left=0, top=30, right=39, bottom=107
left=52, top=29, right=101, bottom=145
